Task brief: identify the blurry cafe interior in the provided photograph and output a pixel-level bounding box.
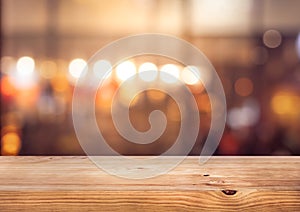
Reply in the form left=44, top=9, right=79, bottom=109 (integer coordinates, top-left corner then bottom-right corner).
left=1, top=0, right=300, bottom=156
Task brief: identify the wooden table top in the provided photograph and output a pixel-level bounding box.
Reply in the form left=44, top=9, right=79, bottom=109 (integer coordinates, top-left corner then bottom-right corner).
left=0, top=156, right=299, bottom=211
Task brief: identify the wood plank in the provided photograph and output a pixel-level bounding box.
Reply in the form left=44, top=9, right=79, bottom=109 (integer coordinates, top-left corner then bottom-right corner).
left=0, top=156, right=299, bottom=211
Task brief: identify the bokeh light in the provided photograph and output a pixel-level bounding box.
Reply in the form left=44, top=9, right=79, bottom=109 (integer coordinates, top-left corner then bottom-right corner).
left=227, top=98, right=260, bottom=130
left=181, top=66, right=199, bottom=85
left=10, top=56, right=37, bottom=89
left=16, top=56, right=35, bottom=76
left=263, top=29, right=282, bottom=48
left=1, top=76, right=16, bottom=97
left=234, top=77, right=253, bottom=97
left=1, top=132, right=21, bottom=156
left=115, top=60, right=137, bottom=82
left=160, top=64, right=180, bottom=84
left=138, top=62, right=158, bottom=82
left=1, top=1, right=300, bottom=157
left=68, top=58, right=87, bottom=79
left=271, top=91, right=300, bottom=116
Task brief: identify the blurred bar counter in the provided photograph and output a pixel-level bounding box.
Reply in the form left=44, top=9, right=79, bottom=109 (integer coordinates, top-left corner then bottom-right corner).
left=0, top=156, right=299, bottom=211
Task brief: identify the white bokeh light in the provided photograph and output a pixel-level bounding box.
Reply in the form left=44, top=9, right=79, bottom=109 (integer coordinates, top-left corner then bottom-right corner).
left=16, top=56, right=35, bottom=76
left=263, top=29, right=282, bottom=48
left=116, top=60, right=137, bottom=82
left=138, top=62, right=158, bottom=82
left=9, top=56, right=37, bottom=89
left=181, top=66, right=200, bottom=85
left=69, top=58, right=87, bottom=79
left=160, top=64, right=180, bottom=84
left=227, top=98, right=260, bottom=130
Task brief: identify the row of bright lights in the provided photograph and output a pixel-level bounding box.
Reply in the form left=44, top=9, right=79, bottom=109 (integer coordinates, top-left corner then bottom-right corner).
left=115, top=60, right=200, bottom=85
left=14, top=56, right=201, bottom=86
left=69, top=59, right=201, bottom=85
left=10, top=56, right=255, bottom=97
left=8, top=31, right=300, bottom=87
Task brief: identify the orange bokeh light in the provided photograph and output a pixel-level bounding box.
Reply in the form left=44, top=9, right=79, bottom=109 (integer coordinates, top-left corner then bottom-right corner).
left=234, top=77, right=253, bottom=97
left=1, top=76, right=16, bottom=97
left=1, top=132, right=21, bottom=156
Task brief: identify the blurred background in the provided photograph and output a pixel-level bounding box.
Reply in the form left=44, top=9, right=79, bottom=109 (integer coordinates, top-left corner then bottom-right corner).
left=1, top=0, right=300, bottom=156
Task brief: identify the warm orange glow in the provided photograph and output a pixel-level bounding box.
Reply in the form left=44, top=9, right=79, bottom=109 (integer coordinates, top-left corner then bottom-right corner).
left=147, top=90, right=166, bottom=103
left=271, top=92, right=300, bottom=116
left=188, top=83, right=205, bottom=94
left=1, top=132, right=21, bottom=156
left=40, top=60, right=57, bottom=79
left=196, top=93, right=211, bottom=113
left=51, top=73, right=69, bottom=92
left=96, top=84, right=117, bottom=110
left=15, top=87, right=39, bottom=109
left=234, top=77, right=253, bottom=97
left=167, top=100, right=180, bottom=121
left=1, top=76, right=16, bottom=97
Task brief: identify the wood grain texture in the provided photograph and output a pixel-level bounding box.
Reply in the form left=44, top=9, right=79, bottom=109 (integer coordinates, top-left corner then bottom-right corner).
left=0, top=156, right=299, bottom=211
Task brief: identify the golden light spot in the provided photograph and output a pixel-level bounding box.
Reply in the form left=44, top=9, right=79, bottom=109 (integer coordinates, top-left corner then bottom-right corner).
left=1, top=132, right=21, bottom=156
left=271, top=92, right=300, bottom=116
